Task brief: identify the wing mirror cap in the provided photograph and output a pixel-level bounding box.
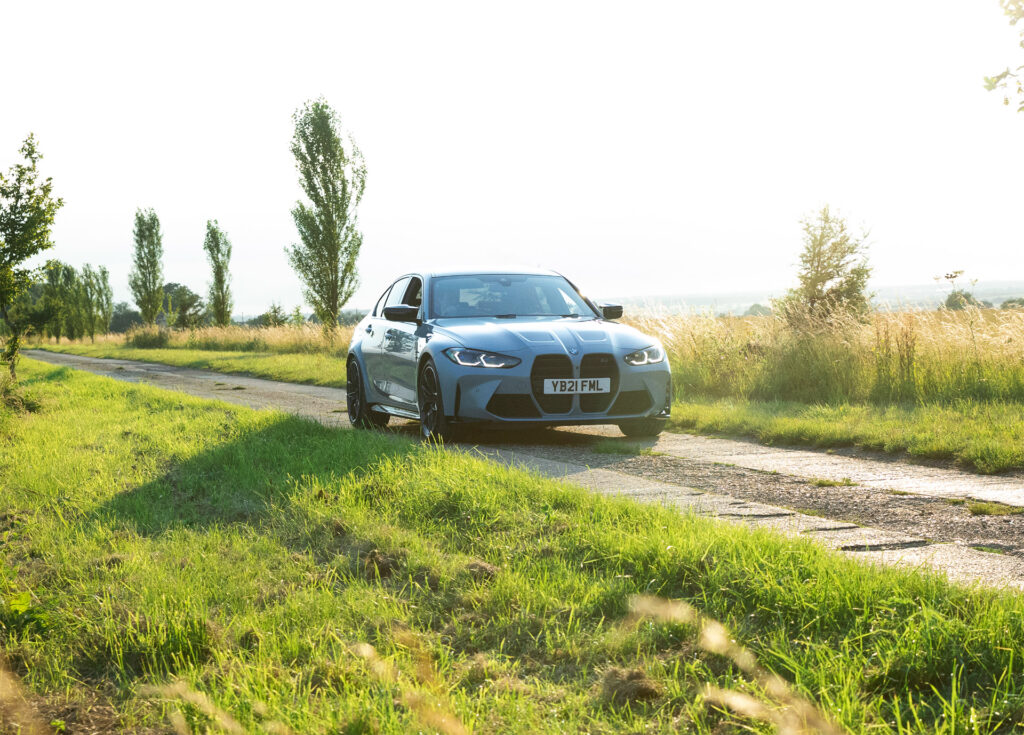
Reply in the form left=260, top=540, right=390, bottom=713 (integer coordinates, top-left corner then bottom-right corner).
left=383, top=305, right=421, bottom=322
left=601, top=304, right=623, bottom=320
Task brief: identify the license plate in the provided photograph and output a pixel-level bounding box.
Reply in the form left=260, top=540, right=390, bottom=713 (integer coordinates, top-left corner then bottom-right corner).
left=543, top=378, right=611, bottom=394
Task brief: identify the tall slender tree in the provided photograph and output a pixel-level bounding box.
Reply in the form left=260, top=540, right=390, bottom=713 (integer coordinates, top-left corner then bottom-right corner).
left=43, top=260, right=77, bottom=343
left=0, top=134, right=63, bottom=380
left=128, top=208, right=164, bottom=324
left=80, top=264, right=100, bottom=340
left=203, top=220, right=233, bottom=326
left=97, top=265, right=113, bottom=334
left=285, top=99, right=366, bottom=328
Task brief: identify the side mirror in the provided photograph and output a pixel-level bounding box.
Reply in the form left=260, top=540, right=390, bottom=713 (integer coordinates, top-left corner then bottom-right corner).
left=383, top=305, right=420, bottom=323
left=601, top=304, right=623, bottom=320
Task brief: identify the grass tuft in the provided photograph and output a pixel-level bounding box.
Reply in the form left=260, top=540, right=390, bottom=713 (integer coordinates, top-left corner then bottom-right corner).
left=967, top=501, right=1024, bottom=516
left=810, top=477, right=855, bottom=487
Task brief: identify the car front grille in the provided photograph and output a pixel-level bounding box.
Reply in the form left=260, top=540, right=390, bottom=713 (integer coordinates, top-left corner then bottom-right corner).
left=530, top=354, right=573, bottom=414
left=579, top=353, right=618, bottom=412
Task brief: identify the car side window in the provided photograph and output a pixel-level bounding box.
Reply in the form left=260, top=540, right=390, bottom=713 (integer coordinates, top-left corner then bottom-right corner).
left=403, top=278, right=422, bottom=308
left=373, top=286, right=392, bottom=317
left=384, top=278, right=412, bottom=309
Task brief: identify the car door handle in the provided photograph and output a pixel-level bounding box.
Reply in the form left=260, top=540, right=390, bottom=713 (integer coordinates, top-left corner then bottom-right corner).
left=365, top=325, right=373, bottom=334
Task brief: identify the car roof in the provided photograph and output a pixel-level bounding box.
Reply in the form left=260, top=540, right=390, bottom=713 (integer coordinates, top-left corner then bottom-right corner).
left=418, top=267, right=562, bottom=279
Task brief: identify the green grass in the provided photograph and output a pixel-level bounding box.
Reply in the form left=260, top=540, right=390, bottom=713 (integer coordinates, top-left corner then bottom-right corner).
left=30, top=343, right=345, bottom=387
left=809, top=477, right=855, bottom=487
left=2, top=360, right=1024, bottom=732
left=967, top=502, right=1024, bottom=517
left=669, top=397, right=1024, bottom=474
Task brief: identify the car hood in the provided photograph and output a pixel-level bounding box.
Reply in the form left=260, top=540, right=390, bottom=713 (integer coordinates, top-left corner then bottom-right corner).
left=430, top=317, right=655, bottom=355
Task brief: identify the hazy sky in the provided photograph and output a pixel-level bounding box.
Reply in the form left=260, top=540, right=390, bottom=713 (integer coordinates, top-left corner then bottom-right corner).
left=3, top=0, right=1023, bottom=313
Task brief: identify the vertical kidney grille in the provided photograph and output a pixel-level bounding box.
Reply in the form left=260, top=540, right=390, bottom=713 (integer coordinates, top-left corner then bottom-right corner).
left=580, top=353, right=618, bottom=412
left=530, top=354, right=573, bottom=413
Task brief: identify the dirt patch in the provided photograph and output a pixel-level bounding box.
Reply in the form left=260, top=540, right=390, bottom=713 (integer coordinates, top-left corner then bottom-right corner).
left=599, top=667, right=661, bottom=705
left=464, top=560, right=499, bottom=581
left=362, top=549, right=403, bottom=580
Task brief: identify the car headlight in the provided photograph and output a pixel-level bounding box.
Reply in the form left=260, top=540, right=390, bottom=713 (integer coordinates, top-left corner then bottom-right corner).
left=443, top=347, right=521, bottom=368
left=623, top=344, right=665, bottom=366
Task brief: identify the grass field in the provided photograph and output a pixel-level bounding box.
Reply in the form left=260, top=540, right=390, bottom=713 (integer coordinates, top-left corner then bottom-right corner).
left=2, top=359, right=1024, bottom=733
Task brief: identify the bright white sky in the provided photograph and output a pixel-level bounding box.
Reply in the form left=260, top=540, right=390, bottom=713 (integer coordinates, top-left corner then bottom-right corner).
left=3, top=0, right=1023, bottom=313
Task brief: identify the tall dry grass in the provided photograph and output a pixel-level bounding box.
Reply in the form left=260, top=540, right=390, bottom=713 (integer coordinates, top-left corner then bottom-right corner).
left=35, top=307, right=1024, bottom=405
left=41, top=323, right=357, bottom=357
left=632, top=306, right=1024, bottom=405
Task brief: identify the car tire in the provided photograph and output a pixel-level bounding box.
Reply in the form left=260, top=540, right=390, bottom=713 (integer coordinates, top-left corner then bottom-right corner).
left=417, top=358, right=456, bottom=443
left=617, top=418, right=666, bottom=438
left=347, top=358, right=390, bottom=430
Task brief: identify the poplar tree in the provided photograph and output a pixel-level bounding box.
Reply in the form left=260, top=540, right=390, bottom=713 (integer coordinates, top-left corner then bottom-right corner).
left=203, top=220, right=233, bottom=326
left=285, top=99, right=366, bottom=328
left=0, top=134, right=63, bottom=380
left=43, top=260, right=76, bottom=343
left=128, top=208, right=164, bottom=324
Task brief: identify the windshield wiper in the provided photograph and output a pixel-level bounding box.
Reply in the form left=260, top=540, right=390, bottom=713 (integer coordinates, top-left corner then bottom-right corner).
left=559, top=314, right=582, bottom=318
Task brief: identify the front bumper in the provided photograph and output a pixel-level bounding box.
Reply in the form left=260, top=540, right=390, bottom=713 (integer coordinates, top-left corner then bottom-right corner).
left=438, top=352, right=672, bottom=425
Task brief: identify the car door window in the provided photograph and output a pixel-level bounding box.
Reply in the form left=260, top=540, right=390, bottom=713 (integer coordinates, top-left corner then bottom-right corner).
left=403, top=278, right=422, bottom=308
left=384, top=278, right=411, bottom=309
left=373, top=285, right=392, bottom=316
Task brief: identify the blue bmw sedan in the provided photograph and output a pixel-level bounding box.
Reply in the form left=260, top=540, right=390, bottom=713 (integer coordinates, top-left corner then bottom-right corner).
left=346, top=270, right=671, bottom=441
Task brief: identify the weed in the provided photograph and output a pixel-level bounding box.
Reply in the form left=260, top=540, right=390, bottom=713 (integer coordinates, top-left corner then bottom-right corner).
left=967, top=502, right=1024, bottom=517
left=810, top=477, right=855, bottom=487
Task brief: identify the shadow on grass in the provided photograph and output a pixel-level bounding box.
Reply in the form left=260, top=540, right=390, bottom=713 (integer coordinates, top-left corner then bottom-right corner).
left=95, top=414, right=412, bottom=536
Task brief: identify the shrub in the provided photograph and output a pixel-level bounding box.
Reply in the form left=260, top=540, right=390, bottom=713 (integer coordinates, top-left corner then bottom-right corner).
left=126, top=326, right=170, bottom=349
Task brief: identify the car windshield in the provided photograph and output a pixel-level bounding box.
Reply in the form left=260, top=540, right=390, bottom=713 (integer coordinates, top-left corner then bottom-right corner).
left=430, top=274, right=599, bottom=319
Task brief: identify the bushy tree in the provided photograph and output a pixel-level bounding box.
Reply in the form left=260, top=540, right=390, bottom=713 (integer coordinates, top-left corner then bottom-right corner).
left=162, top=283, right=205, bottom=329
left=255, top=303, right=288, bottom=327
left=285, top=98, right=366, bottom=328
left=986, top=1, right=1024, bottom=112
left=129, top=208, right=164, bottom=324
left=1002, top=297, right=1024, bottom=309
left=0, top=134, right=63, bottom=379
left=945, top=290, right=986, bottom=310
left=110, top=302, right=142, bottom=333
left=203, top=220, right=233, bottom=326
left=776, top=206, right=871, bottom=324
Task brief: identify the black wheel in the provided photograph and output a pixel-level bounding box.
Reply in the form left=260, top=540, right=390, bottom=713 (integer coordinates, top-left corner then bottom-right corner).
left=617, top=418, right=666, bottom=438
left=347, top=359, right=389, bottom=429
left=417, top=359, right=455, bottom=443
